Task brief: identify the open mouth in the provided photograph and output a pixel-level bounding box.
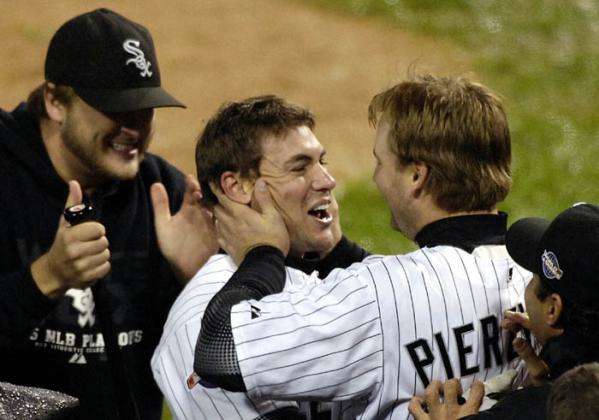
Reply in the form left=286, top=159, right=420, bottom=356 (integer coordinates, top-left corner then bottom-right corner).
left=308, top=203, right=333, bottom=223
left=108, top=138, right=139, bottom=155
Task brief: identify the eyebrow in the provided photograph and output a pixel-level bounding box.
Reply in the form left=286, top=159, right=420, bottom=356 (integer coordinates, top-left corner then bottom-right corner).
left=283, top=150, right=326, bottom=169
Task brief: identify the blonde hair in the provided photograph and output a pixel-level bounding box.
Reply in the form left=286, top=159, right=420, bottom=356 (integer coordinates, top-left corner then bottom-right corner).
left=369, top=74, right=511, bottom=212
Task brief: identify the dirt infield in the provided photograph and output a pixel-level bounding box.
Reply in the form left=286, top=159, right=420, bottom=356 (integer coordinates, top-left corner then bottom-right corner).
left=2, top=0, right=468, bottom=183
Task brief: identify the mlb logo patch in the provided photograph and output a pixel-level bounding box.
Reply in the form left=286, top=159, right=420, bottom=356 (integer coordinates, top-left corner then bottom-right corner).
left=542, top=250, right=563, bottom=279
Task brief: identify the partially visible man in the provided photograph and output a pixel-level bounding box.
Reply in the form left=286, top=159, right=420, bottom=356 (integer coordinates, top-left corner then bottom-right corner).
left=0, top=8, right=215, bottom=420
left=409, top=203, right=599, bottom=420
left=152, top=95, right=368, bottom=419
left=547, top=362, right=599, bottom=420
left=194, top=74, right=530, bottom=419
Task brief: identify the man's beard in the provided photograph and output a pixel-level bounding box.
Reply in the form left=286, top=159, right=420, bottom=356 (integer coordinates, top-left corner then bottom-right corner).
left=61, top=118, right=148, bottom=182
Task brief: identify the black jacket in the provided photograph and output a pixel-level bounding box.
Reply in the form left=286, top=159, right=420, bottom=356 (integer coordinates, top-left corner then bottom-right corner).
left=0, top=103, right=185, bottom=419
left=462, top=334, right=599, bottom=420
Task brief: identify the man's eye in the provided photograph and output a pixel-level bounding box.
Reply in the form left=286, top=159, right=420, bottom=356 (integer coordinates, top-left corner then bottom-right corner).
left=291, top=166, right=306, bottom=172
left=319, top=158, right=328, bottom=166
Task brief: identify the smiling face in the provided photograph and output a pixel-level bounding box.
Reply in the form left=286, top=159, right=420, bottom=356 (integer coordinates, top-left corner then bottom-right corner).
left=60, top=96, right=154, bottom=185
left=258, top=125, right=337, bottom=257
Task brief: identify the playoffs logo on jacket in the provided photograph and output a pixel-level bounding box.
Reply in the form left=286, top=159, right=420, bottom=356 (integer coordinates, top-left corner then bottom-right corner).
left=28, top=287, right=143, bottom=364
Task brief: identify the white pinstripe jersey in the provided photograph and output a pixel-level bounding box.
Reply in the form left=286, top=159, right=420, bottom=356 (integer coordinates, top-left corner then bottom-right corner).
left=230, top=244, right=531, bottom=420
left=151, top=254, right=320, bottom=420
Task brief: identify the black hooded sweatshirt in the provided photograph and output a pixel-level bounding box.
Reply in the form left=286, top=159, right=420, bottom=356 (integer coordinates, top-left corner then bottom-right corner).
left=0, top=103, right=185, bottom=419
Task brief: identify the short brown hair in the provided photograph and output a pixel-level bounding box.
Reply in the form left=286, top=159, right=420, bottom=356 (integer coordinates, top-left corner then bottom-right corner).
left=547, top=363, right=599, bottom=420
left=26, top=82, right=76, bottom=119
left=368, top=74, right=511, bottom=212
left=195, top=95, right=315, bottom=207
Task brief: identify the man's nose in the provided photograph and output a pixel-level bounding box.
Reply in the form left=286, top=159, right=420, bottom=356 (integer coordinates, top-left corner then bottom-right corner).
left=312, top=165, right=336, bottom=191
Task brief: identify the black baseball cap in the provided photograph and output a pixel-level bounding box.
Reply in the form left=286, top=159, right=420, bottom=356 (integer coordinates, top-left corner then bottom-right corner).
left=506, top=203, right=599, bottom=311
left=45, top=8, right=185, bottom=113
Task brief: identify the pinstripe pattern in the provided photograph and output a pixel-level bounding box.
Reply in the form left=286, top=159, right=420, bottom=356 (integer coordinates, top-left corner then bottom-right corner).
left=151, top=254, right=317, bottom=420
left=231, top=245, right=530, bottom=420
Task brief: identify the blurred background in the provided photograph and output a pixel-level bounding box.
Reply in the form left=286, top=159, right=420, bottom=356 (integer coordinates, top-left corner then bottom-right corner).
left=4, top=1, right=596, bottom=259
left=4, top=1, right=599, bottom=418
left=312, top=0, right=599, bottom=254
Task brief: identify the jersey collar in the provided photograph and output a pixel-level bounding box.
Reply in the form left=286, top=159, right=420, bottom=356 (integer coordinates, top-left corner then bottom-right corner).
left=415, top=212, right=508, bottom=253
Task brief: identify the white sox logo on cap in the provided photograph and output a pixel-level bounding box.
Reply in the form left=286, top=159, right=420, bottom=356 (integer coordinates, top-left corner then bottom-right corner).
left=123, top=39, right=153, bottom=78
left=542, top=250, right=563, bottom=279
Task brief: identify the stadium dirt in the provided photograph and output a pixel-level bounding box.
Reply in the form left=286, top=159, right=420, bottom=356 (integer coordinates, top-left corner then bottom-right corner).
left=2, top=0, right=470, bottom=183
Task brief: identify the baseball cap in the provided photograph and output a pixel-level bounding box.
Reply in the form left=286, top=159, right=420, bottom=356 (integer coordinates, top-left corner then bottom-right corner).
left=506, top=203, right=599, bottom=311
left=44, top=8, right=185, bottom=113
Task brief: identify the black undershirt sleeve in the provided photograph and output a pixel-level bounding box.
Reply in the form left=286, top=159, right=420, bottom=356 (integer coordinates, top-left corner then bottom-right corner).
left=194, top=246, right=286, bottom=391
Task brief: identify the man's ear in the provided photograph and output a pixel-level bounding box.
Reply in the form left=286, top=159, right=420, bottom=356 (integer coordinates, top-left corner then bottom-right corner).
left=546, top=293, right=564, bottom=330
left=219, top=171, right=253, bottom=205
left=44, top=84, right=66, bottom=124
left=411, top=162, right=429, bottom=197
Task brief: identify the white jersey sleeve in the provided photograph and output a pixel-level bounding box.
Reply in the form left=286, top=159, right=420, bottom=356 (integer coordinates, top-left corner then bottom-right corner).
left=230, top=245, right=531, bottom=419
left=151, top=254, right=317, bottom=420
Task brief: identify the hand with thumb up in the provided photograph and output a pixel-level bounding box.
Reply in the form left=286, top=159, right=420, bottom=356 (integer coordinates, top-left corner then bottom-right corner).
left=31, top=180, right=111, bottom=299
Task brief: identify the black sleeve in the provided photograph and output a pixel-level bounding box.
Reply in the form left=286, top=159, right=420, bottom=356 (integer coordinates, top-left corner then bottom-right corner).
left=194, top=246, right=286, bottom=391
left=0, top=266, right=57, bottom=351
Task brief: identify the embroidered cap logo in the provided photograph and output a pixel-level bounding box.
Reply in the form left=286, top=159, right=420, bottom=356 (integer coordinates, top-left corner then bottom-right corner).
left=123, top=39, right=153, bottom=78
left=542, top=250, right=563, bottom=280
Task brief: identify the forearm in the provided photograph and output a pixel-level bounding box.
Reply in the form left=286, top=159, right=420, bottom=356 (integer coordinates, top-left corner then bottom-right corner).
left=194, top=246, right=286, bottom=391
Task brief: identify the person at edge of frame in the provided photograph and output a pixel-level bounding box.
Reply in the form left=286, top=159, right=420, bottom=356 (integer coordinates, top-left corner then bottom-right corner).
left=408, top=203, right=599, bottom=420
left=0, top=8, right=216, bottom=420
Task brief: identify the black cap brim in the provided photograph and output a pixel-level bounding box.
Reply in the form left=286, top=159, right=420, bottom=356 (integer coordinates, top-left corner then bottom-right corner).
left=75, top=86, right=185, bottom=113
left=505, top=217, right=550, bottom=275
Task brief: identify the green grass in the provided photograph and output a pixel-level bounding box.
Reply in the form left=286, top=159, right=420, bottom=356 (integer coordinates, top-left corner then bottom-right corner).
left=336, top=180, right=417, bottom=255
left=310, top=0, right=599, bottom=249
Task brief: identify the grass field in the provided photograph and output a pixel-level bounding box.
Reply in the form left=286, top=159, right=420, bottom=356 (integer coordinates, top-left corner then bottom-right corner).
left=318, top=0, right=599, bottom=254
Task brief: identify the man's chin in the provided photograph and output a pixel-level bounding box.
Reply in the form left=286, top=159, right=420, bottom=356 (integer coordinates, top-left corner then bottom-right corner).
left=306, top=236, right=338, bottom=258
left=102, top=162, right=141, bottom=181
